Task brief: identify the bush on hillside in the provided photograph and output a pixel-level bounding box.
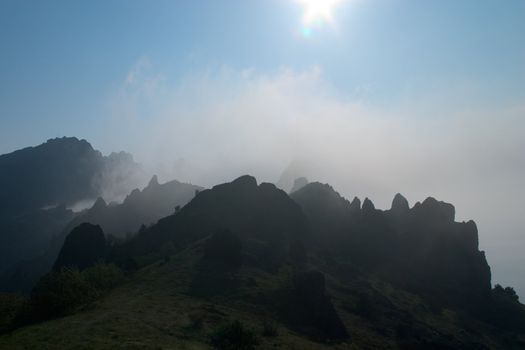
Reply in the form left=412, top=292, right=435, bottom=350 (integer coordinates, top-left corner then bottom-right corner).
left=82, top=263, right=124, bottom=291
left=261, top=319, right=279, bottom=337
left=209, top=320, right=259, bottom=350
left=30, top=263, right=123, bottom=321
left=0, top=293, right=30, bottom=333
left=31, top=267, right=97, bottom=319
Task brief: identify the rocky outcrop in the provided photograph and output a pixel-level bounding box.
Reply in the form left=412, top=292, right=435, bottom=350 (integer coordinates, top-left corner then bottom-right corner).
left=414, top=197, right=456, bottom=224
left=292, top=270, right=349, bottom=340
left=53, top=223, right=107, bottom=271
left=391, top=193, right=409, bottom=214
left=362, top=198, right=376, bottom=213
left=122, top=175, right=307, bottom=260
left=349, top=197, right=361, bottom=212
left=290, top=182, right=354, bottom=239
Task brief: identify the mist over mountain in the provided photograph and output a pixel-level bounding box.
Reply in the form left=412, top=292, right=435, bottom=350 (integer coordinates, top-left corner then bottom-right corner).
left=14, top=174, right=521, bottom=349
left=0, top=137, right=146, bottom=215
left=0, top=139, right=203, bottom=294
left=0, top=137, right=146, bottom=277
left=0, top=139, right=524, bottom=349
left=2, top=0, right=524, bottom=347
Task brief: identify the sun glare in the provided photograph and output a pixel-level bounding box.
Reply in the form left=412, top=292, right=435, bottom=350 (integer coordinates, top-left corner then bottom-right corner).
left=296, top=0, right=344, bottom=26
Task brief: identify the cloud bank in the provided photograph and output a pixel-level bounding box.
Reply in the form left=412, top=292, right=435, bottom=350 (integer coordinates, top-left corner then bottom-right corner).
left=104, top=59, right=525, bottom=295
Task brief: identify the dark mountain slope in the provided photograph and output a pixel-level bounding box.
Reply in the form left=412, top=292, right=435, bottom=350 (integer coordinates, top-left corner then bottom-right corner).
left=53, top=223, right=107, bottom=271
left=291, top=183, right=491, bottom=310
left=64, top=175, right=202, bottom=239
left=0, top=176, right=202, bottom=294
left=118, top=175, right=308, bottom=260
left=1, top=175, right=524, bottom=349
left=290, top=182, right=358, bottom=240
left=2, top=234, right=524, bottom=349
left=0, top=137, right=143, bottom=216
left=0, top=205, right=77, bottom=274
left=0, top=137, right=144, bottom=285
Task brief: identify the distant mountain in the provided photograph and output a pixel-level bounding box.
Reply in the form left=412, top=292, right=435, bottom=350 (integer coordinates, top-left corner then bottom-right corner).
left=0, top=137, right=145, bottom=216
left=64, top=175, right=203, bottom=239
left=0, top=205, right=78, bottom=275
left=0, top=175, right=202, bottom=293
left=0, top=137, right=145, bottom=280
left=0, top=138, right=205, bottom=294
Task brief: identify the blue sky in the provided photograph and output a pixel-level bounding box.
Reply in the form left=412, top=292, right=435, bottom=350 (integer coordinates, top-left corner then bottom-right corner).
left=1, top=0, right=524, bottom=153
left=1, top=0, right=525, bottom=295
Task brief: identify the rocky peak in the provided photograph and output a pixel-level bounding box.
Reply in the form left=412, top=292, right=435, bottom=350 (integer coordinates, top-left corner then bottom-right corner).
left=349, top=197, right=361, bottom=211
left=53, top=223, right=107, bottom=271
left=229, top=175, right=258, bottom=189
left=391, top=193, right=410, bottom=213
left=419, top=197, right=456, bottom=223
left=147, top=175, right=159, bottom=188
left=91, top=197, right=107, bottom=212
left=362, top=198, right=375, bottom=212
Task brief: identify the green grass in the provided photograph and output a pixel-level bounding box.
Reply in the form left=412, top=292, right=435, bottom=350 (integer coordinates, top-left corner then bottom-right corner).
left=0, top=243, right=517, bottom=349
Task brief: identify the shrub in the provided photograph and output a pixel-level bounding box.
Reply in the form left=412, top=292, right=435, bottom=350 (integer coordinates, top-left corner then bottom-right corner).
left=31, top=267, right=98, bottom=319
left=30, top=263, right=124, bottom=321
left=83, top=263, right=124, bottom=291
left=188, top=311, right=206, bottom=330
left=355, top=293, right=374, bottom=319
left=261, top=319, right=278, bottom=337
left=209, top=320, right=259, bottom=350
left=0, top=294, right=29, bottom=333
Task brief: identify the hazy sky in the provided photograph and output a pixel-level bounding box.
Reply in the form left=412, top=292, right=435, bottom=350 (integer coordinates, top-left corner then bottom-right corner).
left=1, top=1, right=524, bottom=295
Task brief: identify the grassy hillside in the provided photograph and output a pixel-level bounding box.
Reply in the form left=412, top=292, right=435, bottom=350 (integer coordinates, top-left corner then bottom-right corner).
left=2, top=240, right=522, bottom=350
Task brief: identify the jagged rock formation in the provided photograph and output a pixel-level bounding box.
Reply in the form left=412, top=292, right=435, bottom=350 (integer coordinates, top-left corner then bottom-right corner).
left=0, top=137, right=145, bottom=288
left=391, top=193, right=410, bottom=214
left=290, top=182, right=493, bottom=309
left=1, top=175, right=202, bottom=294
left=65, top=175, right=202, bottom=239
left=53, top=223, right=107, bottom=271
left=290, top=182, right=355, bottom=239
left=362, top=197, right=376, bottom=213
left=0, top=137, right=144, bottom=215
left=120, top=175, right=307, bottom=260
left=1, top=174, right=524, bottom=349
left=349, top=197, right=361, bottom=212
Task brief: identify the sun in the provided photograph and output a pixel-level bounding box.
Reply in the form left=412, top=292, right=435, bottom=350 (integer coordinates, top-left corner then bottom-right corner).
left=296, top=0, right=345, bottom=26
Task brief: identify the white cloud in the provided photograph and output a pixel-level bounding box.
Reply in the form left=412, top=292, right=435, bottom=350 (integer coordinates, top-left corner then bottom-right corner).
left=105, top=61, right=525, bottom=294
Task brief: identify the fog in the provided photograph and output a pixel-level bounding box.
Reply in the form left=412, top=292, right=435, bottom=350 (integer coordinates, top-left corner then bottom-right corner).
left=102, top=60, right=525, bottom=296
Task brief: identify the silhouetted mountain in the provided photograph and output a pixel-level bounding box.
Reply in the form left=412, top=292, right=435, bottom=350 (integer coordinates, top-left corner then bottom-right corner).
left=290, top=182, right=355, bottom=239
left=64, top=175, right=202, bottom=239
left=290, top=182, right=492, bottom=310
left=0, top=137, right=144, bottom=216
left=53, top=223, right=107, bottom=271
left=0, top=175, right=202, bottom=294
left=0, top=137, right=145, bottom=280
left=0, top=205, right=78, bottom=275
left=117, top=175, right=307, bottom=261
left=1, top=175, right=524, bottom=349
